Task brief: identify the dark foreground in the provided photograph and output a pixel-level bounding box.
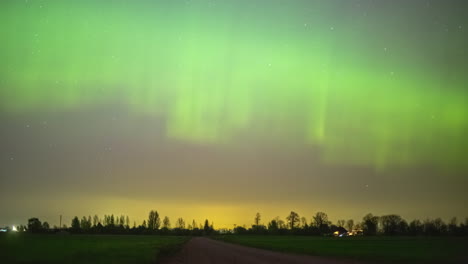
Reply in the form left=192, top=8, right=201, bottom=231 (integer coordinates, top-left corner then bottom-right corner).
left=161, top=237, right=364, bottom=264
left=1, top=234, right=467, bottom=263
left=217, top=235, right=468, bottom=264
left=0, top=233, right=186, bottom=264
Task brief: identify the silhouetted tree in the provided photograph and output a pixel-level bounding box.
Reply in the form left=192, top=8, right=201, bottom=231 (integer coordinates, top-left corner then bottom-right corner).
left=17, top=225, right=27, bottom=232
left=125, top=216, right=130, bottom=228
left=42, top=221, right=50, bottom=230
left=346, top=219, right=354, bottom=231
left=362, top=213, right=379, bottom=235
left=80, top=216, right=91, bottom=230
left=408, top=219, right=423, bottom=235
left=22, top=210, right=467, bottom=236
left=463, top=218, right=468, bottom=235
left=80, top=216, right=86, bottom=229
left=448, top=217, right=459, bottom=235
left=286, top=211, right=300, bottom=229
left=277, top=218, right=286, bottom=229
left=163, top=216, right=171, bottom=229
left=380, top=214, right=406, bottom=235
left=252, top=224, right=267, bottom=234
left=71, top=216, right=80, bottom=232
left=93, top=215, right=99, bottom=227
left=147, top=210, right=160, bottom=230
left=119, top=215, right=125, bottom=226
left=110, top=214, right=115, bottom=226
left=176, top=218, right=185, bottom=229
left=28, top=218, right=42, bottom=233
left=312, top=212, right=331, bottom=234
left=268, top=219, right=279, bottom=233
left=203, top=219, right=213, bottom=235
left=312, top=212, right=329, bottom=228
left=234, top=226, right=248, bottom=234
left=433, top=218, right=447, bottom=234
left=337, top=219, right=345, bottom=227
left=254, top=213, right=261, bottom=226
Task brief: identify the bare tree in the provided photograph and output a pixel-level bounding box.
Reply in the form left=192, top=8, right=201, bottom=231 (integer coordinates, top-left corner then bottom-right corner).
left=163, top=216, right=171, bottom=229
left=337, top=219, right=346, bottom=227
left=362, top=213, right=379, bottom=235
left=71, top=217, right=80, bottom=230
left=380, top=214, right=405, bottom=235
left=346, top=219, right=354, bottom=231
left=93, top=215, right=99, bottom=227
left=277, top=219, right=286, bottom=229
left=125, top=216, right=130, bottom=228
left=286, top=211, right=300, bottom=229
left=80, top=216, right=91, bottom=230
left=254, top=212, right=261, bottom=226
left=119, top=215, right=125, bottom=226
left=312, top=212, right=329, bottom=228
left=176, top=217, right=186, bottom=229
left=147, top=210, right=160, bottom=230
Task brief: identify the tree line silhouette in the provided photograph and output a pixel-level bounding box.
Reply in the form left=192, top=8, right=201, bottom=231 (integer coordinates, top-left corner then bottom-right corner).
left=16, top=210, right=468, bottom=236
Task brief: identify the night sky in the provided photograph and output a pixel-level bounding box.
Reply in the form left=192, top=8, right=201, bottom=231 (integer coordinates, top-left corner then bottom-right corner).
left=1, top=0, right=467, bottom=228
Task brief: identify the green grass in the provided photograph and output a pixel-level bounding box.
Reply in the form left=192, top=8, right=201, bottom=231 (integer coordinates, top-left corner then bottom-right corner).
left=0, top=233, right=188, bottom=264
left=217, top=235, right=468, bottom=263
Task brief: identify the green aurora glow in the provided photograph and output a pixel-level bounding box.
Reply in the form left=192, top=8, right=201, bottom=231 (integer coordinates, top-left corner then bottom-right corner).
left=1, top=0, right=467, bottom=170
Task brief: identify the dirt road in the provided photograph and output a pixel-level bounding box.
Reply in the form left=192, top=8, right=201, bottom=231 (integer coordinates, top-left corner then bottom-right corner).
left=160, top=237, right=364, bottom=264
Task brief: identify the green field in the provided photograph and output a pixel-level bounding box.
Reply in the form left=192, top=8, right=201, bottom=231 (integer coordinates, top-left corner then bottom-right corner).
left=217, top=235, right=468, bottom=263
left=0, top=234, right=187, bottom=264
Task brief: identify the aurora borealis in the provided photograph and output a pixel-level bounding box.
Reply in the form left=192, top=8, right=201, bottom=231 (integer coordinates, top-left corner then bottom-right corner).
left=1, top=0, right=467, bottom=228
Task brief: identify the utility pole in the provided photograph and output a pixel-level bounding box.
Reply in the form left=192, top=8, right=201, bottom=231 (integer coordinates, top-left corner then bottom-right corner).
left=60, top=215, right=62, bottom=229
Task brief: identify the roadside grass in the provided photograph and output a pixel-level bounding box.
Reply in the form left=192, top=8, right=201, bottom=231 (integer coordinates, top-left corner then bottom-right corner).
left=0, top=233, right=188, bottom=264
left=216, top=235, right=468, bottom=263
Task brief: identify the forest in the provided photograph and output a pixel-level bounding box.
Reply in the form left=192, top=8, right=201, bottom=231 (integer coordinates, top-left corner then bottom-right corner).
left=12, top=210, right=468, bottom=237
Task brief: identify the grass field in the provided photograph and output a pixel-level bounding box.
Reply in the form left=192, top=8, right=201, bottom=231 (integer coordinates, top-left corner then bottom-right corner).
left=0, top=233, right=188, bottom=264
left=217, top=235, right=468, bottom=263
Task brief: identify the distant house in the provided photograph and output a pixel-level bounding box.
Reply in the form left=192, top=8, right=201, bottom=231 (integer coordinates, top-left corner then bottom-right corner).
left=333, top=226, right=348, bottom=237
left=347, top=229, right=364, bottom=236
left=217, top=228, right=232, bottom=234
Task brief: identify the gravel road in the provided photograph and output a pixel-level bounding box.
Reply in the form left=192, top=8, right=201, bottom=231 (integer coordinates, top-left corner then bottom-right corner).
left=160, top=237, right=365, bottom=264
